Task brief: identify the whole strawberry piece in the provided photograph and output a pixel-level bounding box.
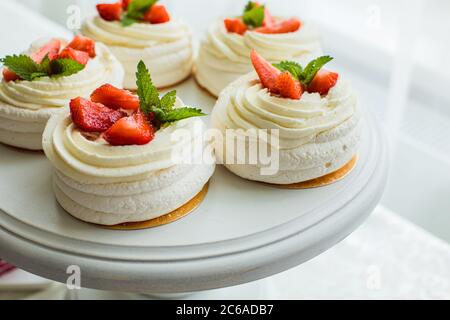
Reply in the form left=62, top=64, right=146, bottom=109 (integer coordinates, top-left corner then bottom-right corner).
left=59, top=47, right=90, bottom=65
left=67, top=35, right=96, bottom=58
left=144, top=4, right=170, bottom=24
left=91, top=84, right=140, bottom=111
left=31, top=39, right=61, bottom=64
left=254, top=18, right=301, bottom=34
left=250, top=49, right=281, bottom=92
left=224, top=18, right=248, bottom=35
left=104, top=113, right=155, bottom=146
left=2, top=68, right=21, bottom=82
left=275, top=72, right=303, bottom=100
left=70, top=97, right=125, bottom=132
left=97, top=2, right=122, bottom=21
left=308, top=70, right=339, bottom=95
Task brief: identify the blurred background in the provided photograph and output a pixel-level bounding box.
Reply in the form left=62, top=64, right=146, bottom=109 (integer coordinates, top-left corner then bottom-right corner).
left=12, top=0, right=448, bottom=242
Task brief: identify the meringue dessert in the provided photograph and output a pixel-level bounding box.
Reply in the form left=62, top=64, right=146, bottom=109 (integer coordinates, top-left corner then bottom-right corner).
left=211, top=50, right=362, bottom=185
left=195, top=1, right=322, bottom=97
left=43, top=61, right=214, bottom=226
left=82, top=0, right=193, bottom=90
left=0, top=36, right=124, bottom=150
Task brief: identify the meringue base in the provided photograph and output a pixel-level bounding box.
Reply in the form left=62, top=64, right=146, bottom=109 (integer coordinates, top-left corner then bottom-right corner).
left=193, top=67, right=218, bottom=98
left=105, top=182, right=209, bottom=230
left=54, top=180, right=210, bottom=229
left=0, top=128, right=43, bottom=150
left=266, top=155, right=358, bottom=189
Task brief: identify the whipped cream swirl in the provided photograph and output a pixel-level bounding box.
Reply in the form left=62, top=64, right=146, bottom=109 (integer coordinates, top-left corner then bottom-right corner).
left=82, top=16, right=193, bottom=89
left=0, top=41, right=124, bottom=150
left=196, top=19, right=322, bottom=97
left=211, top=73, right=362, bottom=184
left=43, top=104, right=214, bottom=225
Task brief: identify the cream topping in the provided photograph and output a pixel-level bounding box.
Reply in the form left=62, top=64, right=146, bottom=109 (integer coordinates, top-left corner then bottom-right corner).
left=0, top=41, right=124, bottom=111
left=212, top=73, right=358, bottom=149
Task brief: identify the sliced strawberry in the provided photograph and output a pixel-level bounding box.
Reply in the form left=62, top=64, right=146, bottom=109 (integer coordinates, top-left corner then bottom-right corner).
left=254, top=18, right=301, bottom=34
left=97, top=2, right=122, bottom=21
left=224, top=18, right=248, bottom=35
left=307, top=70, right=339, bottom=95
left=2, top=68, right=21, bottom=82
left=275, top=72, right=303, bottom=100
left=59, top=47, right=90, bottom=65
left=122, top=0, right=132, bottom=10
left=30, top=39, right=61, bottom=64
left=263, top=8, right=276, bottom=27
left=70, top=97, right=125, bottom=132
left=91, top=84, right=140, bottom=111
left=250, top=49, right=281, bottom=92
left=67, top=35, right=96, bottom=58
left=144, top=4, right=170, bottom=24
left=104, top=113, right=154, bottom=146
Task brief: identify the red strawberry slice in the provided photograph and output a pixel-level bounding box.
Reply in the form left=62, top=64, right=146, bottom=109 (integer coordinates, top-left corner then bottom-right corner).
left=254, top=18, right=302, bottom=34
left=275, top=72, right=303, bottom=100
left=91, top=84, right=140, bottom=111
left=144, top=4, right=170, bottom=24
left=67, top=35, right=96, bottom=58
left=70, top=97, right=125, bottom=132
left=122, top=0, right=132, bottom=10
left=263, top=8, right=276, bottom=27
left=59, top=47, right=90, bottom=65
left=30, top=39, right=61, bottom=64
left=104, top=112, right=155, bottom=146
left=224, top=18, right=248, bottom=35
left=2, top=68, right=21, bottom=82
left=97, top=2, right=122, bottom=21
left=250, top=49, right=281, bottom=92
left=307, top=69, right=339, bottom=95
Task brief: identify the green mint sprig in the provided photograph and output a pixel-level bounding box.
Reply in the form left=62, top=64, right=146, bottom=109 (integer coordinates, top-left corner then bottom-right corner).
left=122, top=0, right=158, bottom=27
left=242, top=1, right=265, bottom=28
left=1, top=54, right=85, bottom=82
left=135, top=61, right=205, bottom=128
left=274, top=56, right=333, bottom=86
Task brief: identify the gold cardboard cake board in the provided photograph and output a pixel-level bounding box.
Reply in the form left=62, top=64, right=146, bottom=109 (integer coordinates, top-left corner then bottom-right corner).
left=268, top=155, right=358, bottom=189
left=104, top=182, right=209, bottom=231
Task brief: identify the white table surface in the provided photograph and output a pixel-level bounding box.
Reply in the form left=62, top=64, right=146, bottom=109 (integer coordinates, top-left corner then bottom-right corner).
left=0, top=1, right=449, bottom=300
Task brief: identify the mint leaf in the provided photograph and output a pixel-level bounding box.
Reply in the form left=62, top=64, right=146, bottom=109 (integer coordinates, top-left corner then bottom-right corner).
left=160, top=90, right=176, bottom=110
left=136, top=60, right=160, bottom=116
left=135, top=60, right=206, bottom=128
left=244, top=1, right=259, bottom=12
left=301, top=56, right=333, bottom=86
left=1, top=54, right=85, bottom=81
left=273, top=61, right=303, bottom=81
left=121, top=16, right=138, bottom=27
left=162, top=107, right=206, bottom=123
left=124, top=0, right=157, bottom=26
left=49, top=58, right=85, bottom=78
left=39, top=55, right=52, bottom=75
left=243, top=1, right=265, bottom=27
left=1, top=55, right=46, bottom=81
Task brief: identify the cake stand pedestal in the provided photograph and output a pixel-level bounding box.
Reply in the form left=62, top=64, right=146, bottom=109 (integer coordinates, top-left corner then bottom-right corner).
left=0, top=109, right=388, bottom=299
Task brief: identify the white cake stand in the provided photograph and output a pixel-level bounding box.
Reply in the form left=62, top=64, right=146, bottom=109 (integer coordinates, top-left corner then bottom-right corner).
left=0, top=79, right=388, bottom=299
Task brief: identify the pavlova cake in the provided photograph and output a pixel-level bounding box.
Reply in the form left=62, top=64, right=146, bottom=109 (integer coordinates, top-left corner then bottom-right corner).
left=43, top=61, right=214, bottom=226
left=195, top=1, right=322, bottom=97
left=211, top=50, right=362, bottom=185
left=82, top=0, right=193, bottom=90
left=0, top=36, right=124, bottom=150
